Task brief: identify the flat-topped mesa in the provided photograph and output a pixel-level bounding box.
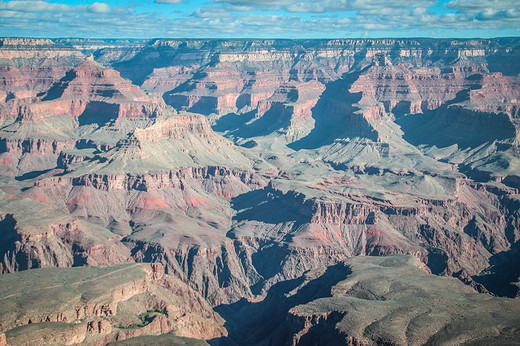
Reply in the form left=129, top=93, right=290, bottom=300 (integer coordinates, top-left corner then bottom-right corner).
left=142, top=39, right=519, bottom=138
left=255, top=81, right=324, bottom=117
left=0, top=66, right=68, bottom=103
left=43, top=58, right=149, bottom=103
left=133, top=113, right=214, bottom=142
left=163, top=68, right=333, bottom=119
left=159, top=44, right=348, bottom=117
left=344, top=58, right=519, bottom=147
left=466, top=73, right=520, bottom=126
left=284, top=256, right=520, bottom=346
left=141, top=65, right=199, bottom=95
left=350, top=63, right=484, bottom=118
left=0, top=59, right=171, bottom=177
left=11, top=59, right=166, bottom=123
left=0, top=263, right=227, bottom=344
left=53, top=38, right=149, bottom=57
left=0, top=38, right=55, bottom=47
left=13, top=99, right=165, bottom=124
left=233, top=81, right=326, bottom=141
left=0, top=41, right=82, bottom=112
left=289, top=81, right=326, bottom=119
left=0, top=41, right=86, bottom=111
left=0, top=38, right=84, bottom=68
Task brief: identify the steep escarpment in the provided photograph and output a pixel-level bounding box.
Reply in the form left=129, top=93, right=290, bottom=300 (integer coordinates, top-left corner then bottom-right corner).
left=0, top=66, right=69, bottom=103
left=1, top=37, right=520, bottom=344
left=0, top=38, right=86, bottom=128
left=216, top=256, right=520, bottom=345
left=0, top=57, right=170, bottom=178
left=132, top=39, right=519, bottom=146
left=9, top=163, right=515, bottom=307
left=9, top=57, right=163, bottom=123
left=0, top=38, right=84, bottom=68
left=0, top=263, right=226, bottom=344
left=286, top=256, right=520, bottom=345
left=0, top=161, right=267, bottom=304
left=228, top=176, right=518, bottom=286
left=0, top=96, right=266, bottom=306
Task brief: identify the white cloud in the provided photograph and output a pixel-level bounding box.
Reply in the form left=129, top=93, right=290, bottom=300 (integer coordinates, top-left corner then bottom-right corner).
left=445, top=0, right=520, bottom=25
left=475, top=8, right=520, bottom=21
left=412, top=8, right=428, bottom=16
left=0, top=0, right=111, bottom=14
left=87, top=2, right=110, bottom=13
left=217, top=0, right=436, bottom=14
left=0, top=9, right=34, bottom=18
left=216, top=0, right=298, bottom=5
left=0, top=0, right=517, bottom=39
left=446, top=0, right=519, bottom=12
left=0, top=0, right=72, bottom=13
left=194, top=6, right=232, bottom=18
left=154, top=0, right=184, bottom=3
left=215, top=0, right=299, bottom=11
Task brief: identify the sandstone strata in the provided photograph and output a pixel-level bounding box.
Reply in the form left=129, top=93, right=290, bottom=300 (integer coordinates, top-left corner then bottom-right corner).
left=286, top=256, right=520, bottom=345
left=0, top=263, right=225, bottom=344
left=0, top=38, right=519, bottom=344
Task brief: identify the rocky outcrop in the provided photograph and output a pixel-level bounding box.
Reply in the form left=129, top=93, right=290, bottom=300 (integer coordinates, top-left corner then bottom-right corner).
left=0, top=162, right=266, bottom=270
left=0, top=217, right=132, bottom=273
left=350, top=63, right=481, bottom=116
left=1, top=37, right=520, bottom=344
left=131, top=38, right=520, bottom=148
left=283, top=256, right=520, bottom=345
left=0, top=263, right=226, bottom=344
left=0, top=57, right=165, bottom=123
left=0, top=66, right=69, bottom=102
left=0, top=38, right=84, bottom=68
left=2, top=168, right=514, bottom=307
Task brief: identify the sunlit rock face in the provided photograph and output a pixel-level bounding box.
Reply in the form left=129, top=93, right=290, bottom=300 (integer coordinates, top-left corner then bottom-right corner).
left=1, top=37, right=520, bottom=344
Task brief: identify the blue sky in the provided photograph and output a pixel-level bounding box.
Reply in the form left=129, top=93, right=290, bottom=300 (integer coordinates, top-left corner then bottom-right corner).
left=0, top=0, right=519, bottom=38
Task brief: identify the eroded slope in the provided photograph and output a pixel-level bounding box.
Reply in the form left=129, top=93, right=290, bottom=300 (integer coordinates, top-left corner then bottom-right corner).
left=0, top=37, right=520, bottom=344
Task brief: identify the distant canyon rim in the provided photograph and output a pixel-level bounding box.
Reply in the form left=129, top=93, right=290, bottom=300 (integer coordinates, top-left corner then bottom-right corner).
left=0, top=37, right=519, bottom=345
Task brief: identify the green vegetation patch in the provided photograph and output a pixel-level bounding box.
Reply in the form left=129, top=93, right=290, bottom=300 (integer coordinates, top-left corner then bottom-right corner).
left=118, top=309, right=166, bottom=329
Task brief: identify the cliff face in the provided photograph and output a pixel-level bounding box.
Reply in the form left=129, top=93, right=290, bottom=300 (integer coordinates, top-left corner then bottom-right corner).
left=113, top=39, right=519, bottom=145
left=1, top=37, right=520, bottom=344
left=285, top=256, right=520, bottom=345
left=214, top=256, right=520, bottom=345
left=7, top=58, right=162, bottom=122
left=0, top=38, right=84, bottom=68
left=0, top=263, right=226, bottom=344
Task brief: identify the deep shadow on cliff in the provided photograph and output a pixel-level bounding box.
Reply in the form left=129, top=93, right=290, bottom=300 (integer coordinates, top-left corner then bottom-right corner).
left=397, top=105, right=517, bottom=149
left=212, top=111, right=256, bottom=135
left=289, top=70, right=376, bottom=150
left=216, top=104, right=294, bottom=139
left=112, top=44, right=184, bottom=86
left=230, top=187, right=310, bottom=225
left=2, top=37, right=520, bottom=345
left=473, top=240, right=520, bottom=298
left=211, top=262, right=350, bottom=346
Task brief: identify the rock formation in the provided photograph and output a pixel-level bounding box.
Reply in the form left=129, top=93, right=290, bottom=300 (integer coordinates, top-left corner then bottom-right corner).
left=0, top=263, right=225, bottom=344
left=215, top=255, right=520, bottom=345
left=0, top=37, right=519, bottom=344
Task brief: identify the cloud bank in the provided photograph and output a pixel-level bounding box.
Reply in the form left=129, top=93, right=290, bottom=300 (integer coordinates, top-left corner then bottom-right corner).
left=0, top=0, right=518, bottom=38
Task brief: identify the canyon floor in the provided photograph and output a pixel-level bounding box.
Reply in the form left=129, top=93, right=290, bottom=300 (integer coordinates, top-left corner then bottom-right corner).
left=0, top=37, right=520, bottom=345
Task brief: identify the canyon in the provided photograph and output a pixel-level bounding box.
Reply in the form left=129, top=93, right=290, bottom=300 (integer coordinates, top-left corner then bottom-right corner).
left=0, top=37, right=520, bottom=345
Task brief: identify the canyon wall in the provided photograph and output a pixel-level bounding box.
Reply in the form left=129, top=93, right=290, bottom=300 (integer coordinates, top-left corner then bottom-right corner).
left=0, top=37, right=519, bottom=344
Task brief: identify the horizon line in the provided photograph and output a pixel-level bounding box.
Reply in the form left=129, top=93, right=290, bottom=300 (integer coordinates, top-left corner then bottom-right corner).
left=3, top=36, right=520, bottom=41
